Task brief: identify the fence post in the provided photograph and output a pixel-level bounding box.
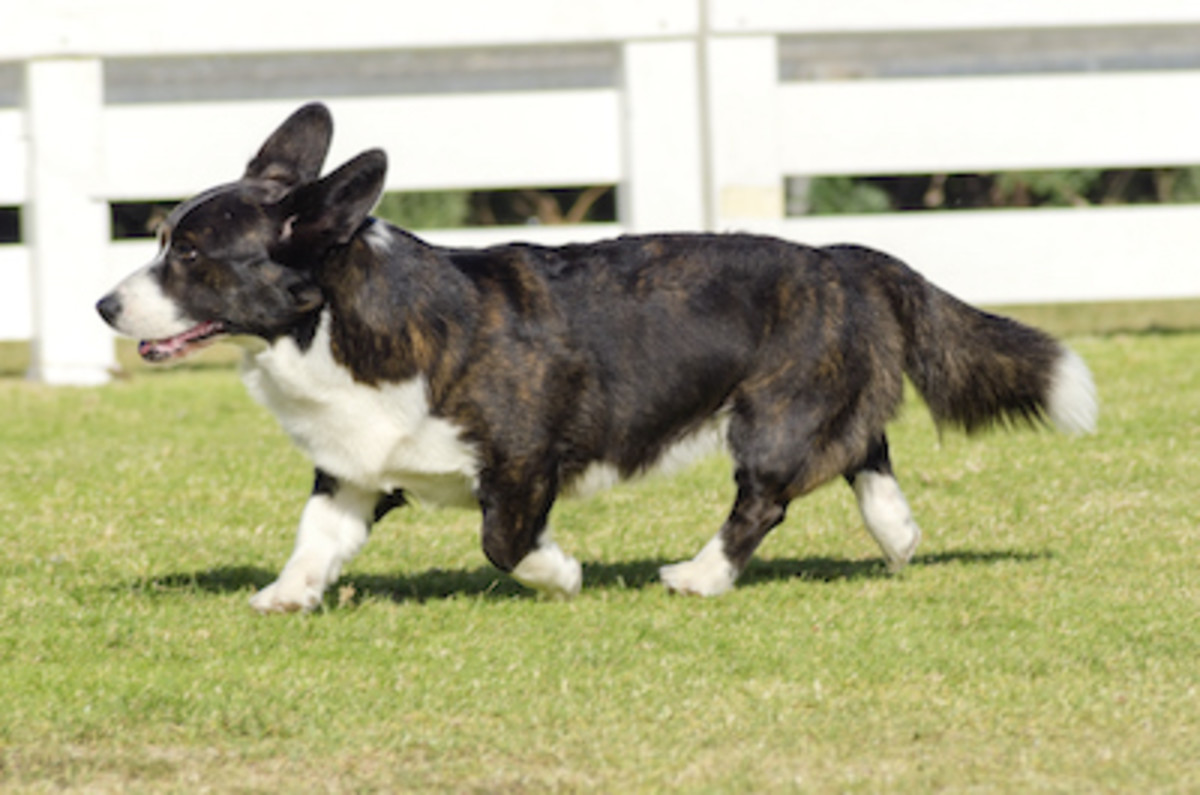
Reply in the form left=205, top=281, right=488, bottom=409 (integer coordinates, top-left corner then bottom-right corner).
left=619, top=39, right=707, bottom=232
left=24, top=57, right=115, bottom=385
left=704, top=34, right=783, bottom=230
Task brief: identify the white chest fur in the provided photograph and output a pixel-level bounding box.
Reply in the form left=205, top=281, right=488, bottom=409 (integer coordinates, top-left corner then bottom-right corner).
left=237, top=312, right=480, bottom=506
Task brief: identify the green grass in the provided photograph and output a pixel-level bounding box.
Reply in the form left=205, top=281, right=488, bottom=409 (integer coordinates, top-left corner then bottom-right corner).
left=1, top=329, right=1198, bottom=792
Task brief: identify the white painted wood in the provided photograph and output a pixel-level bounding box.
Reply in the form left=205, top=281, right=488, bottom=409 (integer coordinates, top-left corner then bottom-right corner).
left=420, top=223, right=625, bottom=249
left=705, top=35, right=783, bottom=224
left=102, top=92, right=623, bottom=199
left=0, top=0, right=700, bottom=58
left=5, top=2, right=1200, bottom=375
left=23, top=59, right=115, bottom=385
left=708, top=0, right=1200, bottom=34
left=779, top=71, right=1200, bottom=176
left=741, top=205, right=1200, bottom=305
left=619, top=40, right=707, bottom=232
left=0, top=248, right=32, bottom=342
left=0, top=110, right=24, bottom=204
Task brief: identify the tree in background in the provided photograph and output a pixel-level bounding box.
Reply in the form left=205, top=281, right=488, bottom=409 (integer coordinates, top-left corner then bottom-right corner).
left=794, top=166, right=1200, bottom=216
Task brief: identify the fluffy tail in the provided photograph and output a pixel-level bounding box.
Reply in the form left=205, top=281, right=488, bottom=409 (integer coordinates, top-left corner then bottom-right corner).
left=851, top=246, right=1099, bottom=435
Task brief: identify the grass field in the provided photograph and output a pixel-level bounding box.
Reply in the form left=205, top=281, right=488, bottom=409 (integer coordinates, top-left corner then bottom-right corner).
left=1, top=323, right=1197, bottom=792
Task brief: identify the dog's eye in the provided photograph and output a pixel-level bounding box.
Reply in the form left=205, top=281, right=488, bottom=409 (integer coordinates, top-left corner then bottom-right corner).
left=172, top=241, right=199, bottom=262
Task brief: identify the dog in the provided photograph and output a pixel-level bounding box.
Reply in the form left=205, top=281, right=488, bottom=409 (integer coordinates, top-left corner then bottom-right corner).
left=96, top=103, right=1097, bottom=612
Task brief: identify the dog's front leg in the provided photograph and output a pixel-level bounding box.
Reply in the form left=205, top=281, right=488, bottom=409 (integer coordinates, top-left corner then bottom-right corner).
left=478, top=474, right=582, bottom=599
left=250, top=470, right=377, bottom=613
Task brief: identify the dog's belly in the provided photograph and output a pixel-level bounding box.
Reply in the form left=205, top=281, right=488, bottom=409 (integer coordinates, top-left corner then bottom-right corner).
left=564, top=411, right=730, bottom=498
left=238, top=321, right=480, bottom=506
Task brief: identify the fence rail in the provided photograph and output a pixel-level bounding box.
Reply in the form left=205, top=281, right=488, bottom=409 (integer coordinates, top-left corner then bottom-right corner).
left=3, top=0, right=1200, bottom=383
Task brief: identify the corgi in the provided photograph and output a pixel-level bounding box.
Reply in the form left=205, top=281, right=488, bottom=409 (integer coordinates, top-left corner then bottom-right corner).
left=97, top=103, right=1097, bottom=612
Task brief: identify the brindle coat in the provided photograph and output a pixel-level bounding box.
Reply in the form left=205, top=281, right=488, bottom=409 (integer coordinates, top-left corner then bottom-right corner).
left=97, top=103, right=1096, bottom=610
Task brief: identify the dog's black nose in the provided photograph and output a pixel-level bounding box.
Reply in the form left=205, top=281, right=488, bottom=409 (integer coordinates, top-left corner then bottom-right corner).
left=96, top=293, right=122, bottom=326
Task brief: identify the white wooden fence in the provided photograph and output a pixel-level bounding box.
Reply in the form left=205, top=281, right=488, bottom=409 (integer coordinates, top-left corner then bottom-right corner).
left=3, top=0, right=1200, bottom=384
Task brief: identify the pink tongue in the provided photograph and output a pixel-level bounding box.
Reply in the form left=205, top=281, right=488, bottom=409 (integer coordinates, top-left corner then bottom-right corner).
left=138, top=322, right=223, bottom=362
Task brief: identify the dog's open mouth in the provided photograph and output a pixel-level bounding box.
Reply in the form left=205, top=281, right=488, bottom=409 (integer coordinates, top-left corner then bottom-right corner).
left=138, top=321, right=227, bottom=363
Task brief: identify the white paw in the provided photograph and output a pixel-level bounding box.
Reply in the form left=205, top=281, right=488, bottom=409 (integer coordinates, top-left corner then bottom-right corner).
left=511, top=540, right=583, bottom=599
left=852, top=472, right=922, bottom=573
left=660, top=537, right=737, bottom=597
left=249, top=565, right=329, bottom=614
left=249, top=579, right=322, bottom=613
left=881, top=524, right=921, bottom=574
left=548, top=556, right=583, bottom=599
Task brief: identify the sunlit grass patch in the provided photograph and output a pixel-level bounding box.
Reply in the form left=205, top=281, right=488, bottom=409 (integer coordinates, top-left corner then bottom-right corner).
left=1, top=331, right=1196, bottom=791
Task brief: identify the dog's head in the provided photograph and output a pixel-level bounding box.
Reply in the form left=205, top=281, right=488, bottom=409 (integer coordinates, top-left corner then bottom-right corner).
left=96, top=103, right=386, bottom=362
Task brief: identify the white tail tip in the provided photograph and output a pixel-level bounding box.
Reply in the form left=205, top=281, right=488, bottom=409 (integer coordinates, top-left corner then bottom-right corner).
left=1048, top=348, right=1098, bottom=434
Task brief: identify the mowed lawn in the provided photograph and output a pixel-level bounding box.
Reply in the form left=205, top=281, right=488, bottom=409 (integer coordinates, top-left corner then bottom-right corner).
left=0, top=326, right=1196, bottom=792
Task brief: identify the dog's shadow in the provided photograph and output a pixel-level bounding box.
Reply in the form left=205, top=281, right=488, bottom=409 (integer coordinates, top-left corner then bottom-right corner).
left=131, top=549, right=1050, bottom=607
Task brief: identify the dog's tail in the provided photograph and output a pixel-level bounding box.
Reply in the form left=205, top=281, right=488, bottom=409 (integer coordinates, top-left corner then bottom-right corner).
left=843, top=245, right=1098, bottom=435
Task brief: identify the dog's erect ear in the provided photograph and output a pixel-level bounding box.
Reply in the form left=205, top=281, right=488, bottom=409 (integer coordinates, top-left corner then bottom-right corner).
left=282, top=149, right=388, bottom=247
left=244, top=103, right=334, bottom=188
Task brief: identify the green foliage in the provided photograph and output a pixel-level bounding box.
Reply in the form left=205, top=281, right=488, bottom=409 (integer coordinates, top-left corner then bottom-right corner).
left=805, top=175, right=894, bottom=214
left=995, top=168, right=1102, bottom=207
left=372, top=186, right=617, bottom=230
left=374, top=191, right=471, bottom=230
left=1, top=331, right=1198, bottom=791
left=801, top=165, right=1200, bottom=215
left=1158, top=165, right=1200, bottom=203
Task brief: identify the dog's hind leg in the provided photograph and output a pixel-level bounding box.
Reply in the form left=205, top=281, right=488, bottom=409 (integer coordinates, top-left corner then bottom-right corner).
left=661, top=402, right=810, bottom=596
left=660, top=468, right=789, bottom=596
left=250, top=470, right=378, bottom=613
left=845, top=435, right=922, bottom=573
left=662, top=388, right=897, bottom=596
